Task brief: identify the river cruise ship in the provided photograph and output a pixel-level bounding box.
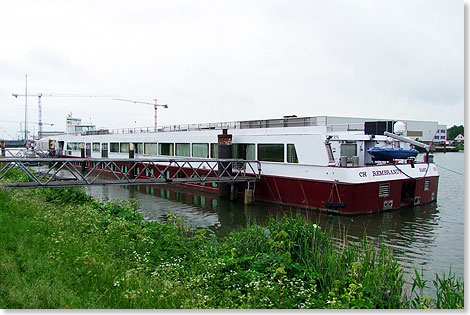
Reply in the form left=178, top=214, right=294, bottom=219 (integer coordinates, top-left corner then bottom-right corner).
left=38, top=116, right=439, bottom=215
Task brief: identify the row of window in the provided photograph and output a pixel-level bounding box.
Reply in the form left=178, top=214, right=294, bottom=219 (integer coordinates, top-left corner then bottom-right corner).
left=66, top=141, right=299, bottom=163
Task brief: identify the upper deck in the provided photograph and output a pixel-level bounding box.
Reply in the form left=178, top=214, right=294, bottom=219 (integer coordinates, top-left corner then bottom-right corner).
left=67, top=116, right=365, bottom=136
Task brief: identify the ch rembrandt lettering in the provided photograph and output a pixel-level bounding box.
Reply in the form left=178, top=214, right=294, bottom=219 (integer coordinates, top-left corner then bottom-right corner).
left=372, top=169, right=401, bottom=177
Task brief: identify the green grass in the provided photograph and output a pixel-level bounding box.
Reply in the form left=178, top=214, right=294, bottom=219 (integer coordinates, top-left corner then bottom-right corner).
left=0, top=169, right=464, bottom=308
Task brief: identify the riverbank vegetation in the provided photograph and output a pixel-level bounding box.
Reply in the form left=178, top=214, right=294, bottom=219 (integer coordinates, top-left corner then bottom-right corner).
left=0, top=169, right=464, bottom=308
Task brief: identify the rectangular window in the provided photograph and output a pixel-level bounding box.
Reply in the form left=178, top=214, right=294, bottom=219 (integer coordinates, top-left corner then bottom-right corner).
left=210, top=143, right=218, bottom=158
left=176, top=143, right=190, bottom=157
left=120, top=142, right=129, bottom=153
left=379, top=183, right=390, bottom=197
left=424, top=179, right=431, bottom=191
left=68, top=142, right=82, bottom=151
left=144, top=143, right=158, bottom=155
left=341, top=143, right=357, bottom=162
left=92, top=142, right=100, bottom=152
left=287, top=144, right=299, bottom=163
left=110, top=143, right=119, bottom=153
left=407, top=131, right=423, bottom=137
left=192, top=143, right=209, bottom=158
left=134, top=143, right=144, bottom=154
left=258, top=144, right=284, bottom=162
left=233, top=143, right=255, bottom=160
left=158, top=143, right=174, bottom=156
left=440, top=136, right=446, bottom=140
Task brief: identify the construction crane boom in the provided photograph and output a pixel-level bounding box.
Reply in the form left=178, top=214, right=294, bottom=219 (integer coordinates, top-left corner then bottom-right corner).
left=113, top=98, right=168, bottom=132
left=0, top=119, right=53, bottom=126
left=12, top=93, right=116, bottom=139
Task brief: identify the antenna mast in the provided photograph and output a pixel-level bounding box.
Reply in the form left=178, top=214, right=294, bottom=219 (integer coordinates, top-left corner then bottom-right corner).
left=24, top=74, right=28, bottom=141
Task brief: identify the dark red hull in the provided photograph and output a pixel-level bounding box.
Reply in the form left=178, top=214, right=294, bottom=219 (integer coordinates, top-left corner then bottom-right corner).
left=65, top=157, right=439, bottom=215
left=253, top=174, right=438, bottom=215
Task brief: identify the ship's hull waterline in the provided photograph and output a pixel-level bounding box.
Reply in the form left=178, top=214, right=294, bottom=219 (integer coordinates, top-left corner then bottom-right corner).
left=39, top=117, right=439, bottom=215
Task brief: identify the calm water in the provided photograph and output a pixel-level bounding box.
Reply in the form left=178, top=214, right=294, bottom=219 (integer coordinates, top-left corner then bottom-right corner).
left=86, top=152, right=465, bottom=286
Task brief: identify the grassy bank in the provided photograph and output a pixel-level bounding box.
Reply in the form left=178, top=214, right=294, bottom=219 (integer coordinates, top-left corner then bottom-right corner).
left=0, top=170, right=464, bottom=308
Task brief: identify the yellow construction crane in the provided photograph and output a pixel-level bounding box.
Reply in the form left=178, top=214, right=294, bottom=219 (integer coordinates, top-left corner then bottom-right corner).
left=114, top=98, right=168, bottom=132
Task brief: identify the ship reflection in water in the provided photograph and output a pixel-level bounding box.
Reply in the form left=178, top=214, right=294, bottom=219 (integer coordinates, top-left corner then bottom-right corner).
left=86, top=181, right=442, bottom=283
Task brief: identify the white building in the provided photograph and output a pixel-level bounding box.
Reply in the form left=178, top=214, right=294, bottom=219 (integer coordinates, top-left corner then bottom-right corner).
left=313, top=116, right=444, bottom=144
left=66, top=115, right=96, bottom=134
left=434, top=125, right=447, bottom=143
left=454, top=134, right=464, bottom=143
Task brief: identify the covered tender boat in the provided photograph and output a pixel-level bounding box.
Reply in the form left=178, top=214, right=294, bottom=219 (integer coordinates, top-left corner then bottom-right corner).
left=367, top=147, right=419, bottom=161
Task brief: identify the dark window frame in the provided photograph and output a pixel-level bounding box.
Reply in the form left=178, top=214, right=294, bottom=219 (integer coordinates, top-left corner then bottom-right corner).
left=257, top=143, right=284, bottom=162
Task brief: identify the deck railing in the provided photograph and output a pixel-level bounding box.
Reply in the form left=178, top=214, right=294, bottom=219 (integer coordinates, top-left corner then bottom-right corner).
left=57, top=117, right=366, bottom=137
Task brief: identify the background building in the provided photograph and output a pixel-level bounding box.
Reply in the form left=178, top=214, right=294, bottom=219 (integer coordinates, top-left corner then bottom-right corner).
left=66, top=115, right=96, bottom=134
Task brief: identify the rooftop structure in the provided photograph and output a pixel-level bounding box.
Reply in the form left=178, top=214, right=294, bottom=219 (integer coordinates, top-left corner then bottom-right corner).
left=66, top=115, right=96, bottom=134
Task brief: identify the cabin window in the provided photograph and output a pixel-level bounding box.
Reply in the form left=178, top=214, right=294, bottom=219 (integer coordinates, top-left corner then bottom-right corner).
left=192, top=143, right=209, bottom=158
left=210, top=143, right=218, bottom=158
left=134, top=143, right=144, bottom=154
left=233, top=144, right=255, bottom=160
left=379, top=183, right=390, bottom=197
left=424, top=179, right=431, bottom=191
left=176, top=143, right=190, bottom=157
left=258, top=144, right=284, bottom=162
left=341, top=143, right=357, bottom=162
left=92, top=143, right=100, bottom=152
left=287, top=144, right=299, bottom=163
left=67, top=142, right=81, bottom=151
left=110, top=142, right=119, bottom=153
left=144, top=143, right=158, bottom=155
left=120, top=142, right=130, bottom=153
left=158, top=143, right=174, bottom=156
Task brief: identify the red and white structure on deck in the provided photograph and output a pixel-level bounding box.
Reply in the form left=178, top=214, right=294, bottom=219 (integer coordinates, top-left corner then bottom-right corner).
left=38, top=116, right=439, bottom=215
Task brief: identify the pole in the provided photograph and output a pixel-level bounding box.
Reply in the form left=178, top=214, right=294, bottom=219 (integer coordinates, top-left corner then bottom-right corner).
left=38, top=94, right=42, bottom=139
left=154, top=104, right=158, bottom=132
left=129, top=142, right=135, bottom=179
left=1, top=140, right=5, bottom=157
left=24, top=74, right=28, bottom=142
left=80, top=143, right=85, bottom=173
left=217, top=129, right=233, bottom=199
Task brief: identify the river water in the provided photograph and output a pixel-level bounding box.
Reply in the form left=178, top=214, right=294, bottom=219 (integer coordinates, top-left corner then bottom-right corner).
left=85, top=152, right=465, bottom=286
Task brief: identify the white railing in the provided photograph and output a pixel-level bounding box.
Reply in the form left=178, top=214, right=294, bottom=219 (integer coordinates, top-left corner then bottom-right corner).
left=66, top=116, right=328, bottom=136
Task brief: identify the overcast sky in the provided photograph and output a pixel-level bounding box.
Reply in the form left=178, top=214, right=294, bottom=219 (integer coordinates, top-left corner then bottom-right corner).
left=0, top=0, right=464, bottom=139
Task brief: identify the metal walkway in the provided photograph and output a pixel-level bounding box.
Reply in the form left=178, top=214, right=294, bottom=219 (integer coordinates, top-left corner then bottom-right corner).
left=0, top=153, right=261, bottom=189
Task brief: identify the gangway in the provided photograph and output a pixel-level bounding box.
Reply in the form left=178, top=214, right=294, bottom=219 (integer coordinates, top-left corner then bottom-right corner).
left=0, top=155, right=261, bottom=189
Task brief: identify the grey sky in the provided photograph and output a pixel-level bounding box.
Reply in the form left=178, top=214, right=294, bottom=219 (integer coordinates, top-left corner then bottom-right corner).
left=0, top=0, right=464, bottom=139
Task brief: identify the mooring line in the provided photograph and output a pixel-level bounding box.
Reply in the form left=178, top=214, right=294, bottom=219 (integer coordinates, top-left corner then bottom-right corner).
left=435, top=163, right=464, bottom=176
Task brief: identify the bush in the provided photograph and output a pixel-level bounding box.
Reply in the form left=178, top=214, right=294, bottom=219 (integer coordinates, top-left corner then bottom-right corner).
left=0, top=184, right=463, bottom=309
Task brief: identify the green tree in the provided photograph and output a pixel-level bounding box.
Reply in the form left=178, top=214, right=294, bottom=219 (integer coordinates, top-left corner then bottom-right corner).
left=447, top=125, right=464, bottom=140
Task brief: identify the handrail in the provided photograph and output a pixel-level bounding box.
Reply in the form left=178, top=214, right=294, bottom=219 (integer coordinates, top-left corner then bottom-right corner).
left=0, top=156, right=261, bottom=188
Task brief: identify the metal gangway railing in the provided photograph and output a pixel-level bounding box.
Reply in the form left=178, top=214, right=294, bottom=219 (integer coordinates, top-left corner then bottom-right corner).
left=0, top=151, right=261, bottom=189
